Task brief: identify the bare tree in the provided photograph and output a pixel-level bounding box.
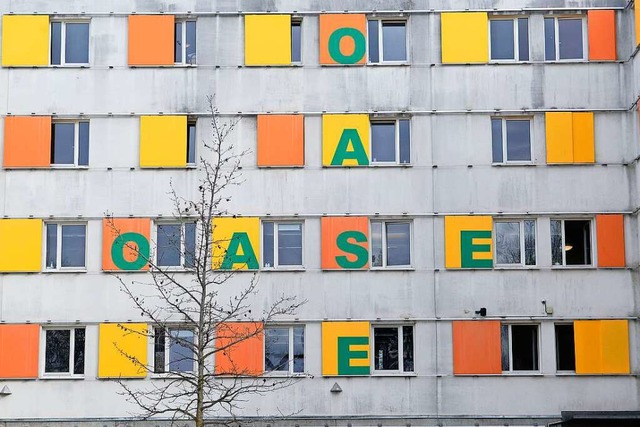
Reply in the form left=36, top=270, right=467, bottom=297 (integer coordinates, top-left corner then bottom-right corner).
left=105, top=96, right=303, bottom=427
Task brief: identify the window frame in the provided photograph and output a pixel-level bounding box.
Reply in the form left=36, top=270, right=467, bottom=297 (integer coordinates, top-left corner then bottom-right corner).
left=261, top=220, right=305, bottom=270
left=367, top=18, right=409, bottom=65
left=43, top=221, right=87, bottom=271
left=369, top=117, right=411, bottom=166
left=488, top=16, right=529, bottom=62
left=554, top=322, right=576, bottom=373
left=50, top=120, right=90, bottom=168
left=491, top=116, right=533, bottom=165
left=152, top=326, right=196, bottom=375
left=263, top=324, right=305, bottom=376
left=153, top=221, right=197, bottom=270
left=493, top=218, right=537, bottom=268
left=545, top=15, right=588, bottom=62
left=370, top=219, right=413, bottom=269
left=50, top=19, right=90, bottom=66
left=40, top=326, right=85, bottom=378
left=291, top=18, right=302, bottom=64
left=174, top=19, right=197, bottom=65
left=550, top=218, right=595, bottom=268
left=371, top=324, right=415, bottom=375
left=501, top=323, right=541, bottom=374
left=187, top=119, right=197, bottom=167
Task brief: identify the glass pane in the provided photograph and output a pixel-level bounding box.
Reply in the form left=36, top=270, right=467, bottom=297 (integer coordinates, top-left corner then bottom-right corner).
left=399, top=119, right=410, bottom=164
left=382, top=22, right=406, bottom=61
left=511, top=325, right=538, bottom=371
left=518, top=18, right=529, bottom=61
left=544, top=18, right=556, bottom=61
left=187, top=123, right=196, bottom=164
left=265, top=328, right=289, bottom=371
left=402, top=326, right=414, bottom=372
left=65, top=23, right=89, bottom=64
left=551, top=220, right=563, bottom=265
left=555, top=324, right=576, bottom=371
left=78, top=122, right=89, bottom=166
left=157, top=224, right=181, bottom=266
left=558, top=19, right=583, bottom=60
left=368, top=20, right=379, bottom=63
left=491, top=118, right=503, bottom=163
left=278, top=223, right=302, bottom=266
left=371, top=122, right=396, bottom=163
left=501, top=324, right=510, bottom=371
left=490, top=20, right=515, bottom=60
left=52, top=123, right=75, bottom=165
left=186, top=21, right=197, bottom=64
left=374, top=327, right=399, bottom=370
left=371, top=221, right=383, bottom=267
left=73, top=328, right=85, bottom=375
left=184, top=223, right=196, bottom=268
left=169, top=329, right=194, bottom=372
left=46, top=224, right=58, bottom=269
left=293, top=327, right=304, bottom=373
left=45, top=329, right=71, bottom=373
left=386, top=222, right=410, bottom=266
left=51, top=22, right=62, bottom=65
left=496, top=222, right=521, bottom=265
left=174, top=22, right=183, bottom=63
left=524, top=220, right=536, bottom=266
left=263, top=222, right=274, bottom=268
left=154, top=328, right=166, bottom=373
left=291, top=22, right=301, bottom=62
left=565, top=220, right=591, bottom=265
left=505, top=120, right=531, bottom=161
left=61, top=225, right=86, bottom=267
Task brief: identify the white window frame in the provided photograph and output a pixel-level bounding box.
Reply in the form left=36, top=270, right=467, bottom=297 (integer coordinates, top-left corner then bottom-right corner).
left=550, top=218, right=595, bottom=268
left=371, top=324, right=414, bottom=375
left=546, top=15, right=588, bottom=62
left=367, top=18, right=409, bottom=64
left=370, top=118, right=411, bottom=165
left=290, top=18, right=303, bottom=64
left=152, top=326, right=195, bottom=374
left=40, top=326, right=85, bottom=378
left=554, top=322, right=576, bottom=373
left=488, top=17, right=529, bottom=62
left=370, top=220, right=413, bottom=269
left=43, top=222, right=87, bottom=271
left=494, top=219, right=537, bottom=268
left=502, top=323, right=541, bottom=374
left=174, top=19, right=197, bottom=65
left=50, top=120, right=89, bottom=168
left=154, top=221, right=197, bottom=269
left=491, top=117, right=533, bottom=164
left=50, top=20, right=90, bottom=66
left=263, top=325, right=305, bottom=375
left=261, top=221, right=305, bottom=270
left=187, top=120, right=197, bottom=167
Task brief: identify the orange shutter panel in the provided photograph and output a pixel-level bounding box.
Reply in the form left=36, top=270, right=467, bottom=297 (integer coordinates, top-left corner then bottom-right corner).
left=0, top=324, right=39, bottom=378
left=257, top=115, right=304, bottom=166
left=128, top=15, right=175, bottom=66
left=452, top=320, right=501, bottom=375
left=321, top=217, right=369, bottom=270
left=588, top=10, right=616, bottom=61
left=596, top=214, right=625, bottom=267
left=214, top=322, right=263, bottom=376
left=3, top=116, right=51, bottom=168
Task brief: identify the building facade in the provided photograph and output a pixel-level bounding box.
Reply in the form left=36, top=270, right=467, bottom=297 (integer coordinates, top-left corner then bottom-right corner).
left=0, top=0, right=639, bottom=425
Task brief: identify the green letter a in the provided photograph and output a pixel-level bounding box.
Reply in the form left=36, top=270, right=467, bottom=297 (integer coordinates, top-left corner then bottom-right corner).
left=331, top=129, right=369, bottom=166
left=221, top=232, right=259, bottom=270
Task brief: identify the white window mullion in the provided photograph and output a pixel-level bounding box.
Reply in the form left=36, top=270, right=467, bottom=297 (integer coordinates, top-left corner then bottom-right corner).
left=397, top=326, right=403, bottom=372
left=60, top=23, right=66, bottom=65
left=508, top=325, right=514, bottom=371
left=378, top=21, right=384, bottom=62
left=273, top=224, right=279, bottom=268
left=382, top=222, right=387, bottom=268
left=395, top=120, right=400, bottom=164
left=513, top=19, right=519, bottom=61
left=288, top=326, right=294, bottom=374
left=554, top=18, right=560, bottom=61
left=69, top=329, right=75, bottom=375
left=165, top=329, right=171, bottom=372
left=73, top=122, right=80, bottom=166
left=56, top=224, right=63, bottom=269
left=561, top=220, right=567, bottom=266
left=502, top=119, right=508, bottom=162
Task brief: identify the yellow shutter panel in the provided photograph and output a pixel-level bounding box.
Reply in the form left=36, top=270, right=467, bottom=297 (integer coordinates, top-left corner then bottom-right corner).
left=572, top=112, right=595, bottom=163
left=574, top=320, right=630, bottom=375
left=245, top=15, right=291, bottom=66
left=545, top=112, right=574, bottom=163
left=441, top=13, right=488, bottom=64
left=0, top=219, right=42, bottom=272
left=2, top=15, right=50, bottom=66
left=98, top=323, right=148, bottom=378
left=139, top=116, right=187, bottom=168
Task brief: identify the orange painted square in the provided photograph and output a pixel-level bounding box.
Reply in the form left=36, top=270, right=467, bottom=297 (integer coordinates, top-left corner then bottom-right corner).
left=452, top=320, right=501, bottom=375
left=319, top=14, right=367, bottom=65
left=321, top=216, right=369, bottom=270
left=3, top=116, right=51, bottom=168
left=0, top=324, right=39, bottom=378
left=257, top=115, right=304, bottom=167
left=588, top=10, right=616, bottom=61
left=596, top=214, right=625, bottom=268
left=102, top=218, right=151, bottom=271
left=215, top=322, right=263, bottom=376
left=128, top=15, right=175, bottom=66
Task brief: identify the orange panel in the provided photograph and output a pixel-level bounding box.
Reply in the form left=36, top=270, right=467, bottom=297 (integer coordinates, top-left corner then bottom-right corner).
left=3, top=116, right=51, bottom=168
left=0, top=324, right=39, bottom=378
left=588, top=10, right=616, bottom=61
left=319, top=14, right=367, bottom=65
left=596, top=214, right=625, bottom=267
left=128, top=15, right=174, bottom=66
left=214, top=322, right=263, bottom=376
left=257, top=115, right=304, bottom=167
left=102, top=218, right=151, bottom=271
left=452, top=320, right=501, bottom=375
left=321, top=216, right=369, bottom=270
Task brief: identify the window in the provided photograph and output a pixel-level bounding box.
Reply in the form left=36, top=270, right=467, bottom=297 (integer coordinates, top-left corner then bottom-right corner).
left=368, top=20, right=407, bottom=63
left=264, top=326, right=304, bottom=374
left=371, top=221, right=411, bottom=268
left=551, top=219, right=592, bottom=266
left=501, top=324, right=539, bottom=372
left=545, top=16, right=587, bottom=61
left=156, top=222, right=197, bottom=268
left=187, top=121, right=196, bottom=165
left=489, top=18, right=529, bottom=61
left=555, top=323, right=576, bottom=372
left=51, top=121, right=89, bottom=167
left=291, top=20, right=302, bottom=63
left=495, top=220, right=536, bottom=266
left=262, top=222, right=303, bottom=269
left=175, top=20, right=196, bottom=65
left=373, top=325, right=414, bottom=373
left=491, top=118, right=531, bottom=163
left=51, top=21, right=89, bottom=65
left=154, top=327, right=194, bottom=373
left=45, top=223, right=86, bottom=270
left=43, top=327, right=85, bottom=376
left=371, top=119, right=410, bottom=164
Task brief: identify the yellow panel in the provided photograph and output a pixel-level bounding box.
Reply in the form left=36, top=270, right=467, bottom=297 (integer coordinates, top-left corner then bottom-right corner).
left=444, top=216, right=492, bottom=269
left=440, top=13, right=488, bottom=64
left=322, top=114, right=370, bottom=166
left=139, top=116, right=187, bottom=168
left=322, top=321, right=370, bottom=376
left=574, top=320, right=601, bottom=374
left=575, top=320, right=630, bottom=374
left=545, top=112, right=573, bottom=164
left=636, top=3, right=640, bottom=46
left=212, top=217, right=260, bottom=270
left=2, top=15, right=49, bottom=66
left=0, top=219, right=42, bottom=272
left=572, top=112, right=595, bottom=163
left=98, top=323, right=148, bottom=378
left=245, top=15, right=291, bottom=66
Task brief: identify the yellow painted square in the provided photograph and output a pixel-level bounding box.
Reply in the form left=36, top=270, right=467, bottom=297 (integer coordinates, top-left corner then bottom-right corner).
left=322, top=114, right=370, bottom=166
left=575, top=320, right=629, bottom=375
left=139, top=116, right=187, bottom=168
left=572, top=112, right=595, bottom=163
left=212, top=217, right=260, bottom=270
left=444, top=216, right=492, bottom=269
left=98, top=323, right=148, bottom=378
left=245, top=15, right=291, bottom=66
left=0, top=219, right=42, bottom=272
left=441, top=13, right=488, bottom=64
left=2, top=15, right=49, bottom=66
left=545, top=112, right=574, bottom=164
left=321, top=321, right=370, bottom=376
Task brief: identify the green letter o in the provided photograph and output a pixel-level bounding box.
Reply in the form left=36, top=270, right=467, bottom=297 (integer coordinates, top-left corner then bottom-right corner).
left=111, top=232, right=150, bottom=270
left=328, top=28, right=366, bottom=64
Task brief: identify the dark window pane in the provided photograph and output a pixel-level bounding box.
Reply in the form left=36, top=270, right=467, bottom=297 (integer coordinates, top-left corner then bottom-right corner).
left=278, top=223, right=302, bottom=266
left=511, top=325, right=538, bottom=371
left=490, top=20, right=515, bottom=60
left=186, top=21, right=196, bottom=64
left=524, top=220, right=536, bottom=266
left=496, top=222, right=521, bottom=265
left=169, top=330, right=194, bottom=372
left=265, top=328, right=289, bottom=371
left=374, top=328, right=398, bottom=370
left=399, top=119, right=410, bottom=164
left=52, top=123, right=75, bottom=165
left=382, top=22, right=406, bottom=61
left=157, top=224, right=181, bottom=266
left=293, top=327, right=304, bottom=373
left=368, top=20, right=379, bottom=63
left=518, top=18, right=529, bottom=61
left=61, top=225, right=86, bottom=267
left=551, top=220, right=563, bottom=265
left=45, top=329, right=71, bottom=373
left=402, top=326, right=414, bottom=372
left=371, top=122, right=396, bottom=163
left=555, top=324, right=576, bottom=371
left=544, top=18, right=556, bottom=61
left=558, top=19, right=583, bottom=60
left=184, top=223, right=196, bottom=268
left=263, top=222, right=274, bottom=268
left=565, top=220, right=591, bottom=265
left=78, top=122, right=89, bottom=166
left=501, top=324, right=510, bottom=371
left=154, top=328, right=166, bottom=373
left=386, top=222, right=410, bottom=266
left=65, top=23, right=89, bottom=64
left=46, top=224, right=58, bottom=268
left=506, top=120, right=531, bottom=161
left=73, top=328, right=85, bottom=375
left=51, top=22, right=62, bottom=65
left=491, top=118, right=503, bottom=163
left=174, top=22, right=183, bottom=63
left=187, top=123, right=196, bottom=164
left=291, top=22, right=301, bottom=62
left=371, top=221, right=383, bottom=267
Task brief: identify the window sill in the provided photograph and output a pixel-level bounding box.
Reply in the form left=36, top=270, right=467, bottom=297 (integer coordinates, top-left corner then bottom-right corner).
left=544, top=60, right=588, bottom=64
left=492, top=162, right=536, bottom=167
left=370, top=267, right=415, bottom=271
left=501, top=372, right=543, bottom=376
left=550, top=265, right=596, bottom=270
left=263, top=372, right=308, bottom=378
left=40, top=375, right=85, bottom=380
left=261, top=268, right=306, bottom=272
left=494, top=266, right=540, bottom=270
left=50, top=165, right=89, bottom=170
left=50, top=64, right=90, bottom=68
left=489, top=60, right=532, bottom=65
left=43, top=268, right=87, bottom=273
left=152, top=267, right=194, bottom=272
left=367, top=62, right=410, bottom=67
left=370, top=163, right=413, bottom=168
left=150, top=372, right=194, bottom=379
left=371, top=372, right=417, bottom=377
